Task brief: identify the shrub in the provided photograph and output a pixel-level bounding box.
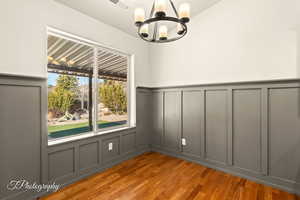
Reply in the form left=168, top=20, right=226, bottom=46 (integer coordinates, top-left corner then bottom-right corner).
left=99, top=80, right=127, bottom=114
left=48, top=75, right=79, bottom=117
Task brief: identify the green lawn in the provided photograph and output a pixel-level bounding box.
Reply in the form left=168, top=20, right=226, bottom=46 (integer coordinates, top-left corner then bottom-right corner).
left=48, top=121, right=108, bottom=133
left=48, top=120, right=127, bottom=139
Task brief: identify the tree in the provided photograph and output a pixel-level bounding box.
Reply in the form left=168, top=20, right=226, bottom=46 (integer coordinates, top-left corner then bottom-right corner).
left=56, top=75, right=79, bottom=91
left=99, top=80, right=127, bottom=114
left=48, top=75, right=79, bottom=117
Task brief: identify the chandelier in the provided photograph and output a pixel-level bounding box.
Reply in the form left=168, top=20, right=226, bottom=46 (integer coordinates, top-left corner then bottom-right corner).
left=134, top=0, right=190, bottom=43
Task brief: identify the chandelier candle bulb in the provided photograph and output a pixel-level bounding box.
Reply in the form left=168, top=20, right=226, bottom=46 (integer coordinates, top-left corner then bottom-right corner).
left=177, top=23, right=184, bottom=35
left=159, top=25, right=168, bottom=40
left=140, top=24, right=149, bottom=38
left=179, top=3, right=190, bottom=23
left=134, top=8, right=145, bottom=26
left=155, top=0, right=167, bottom=17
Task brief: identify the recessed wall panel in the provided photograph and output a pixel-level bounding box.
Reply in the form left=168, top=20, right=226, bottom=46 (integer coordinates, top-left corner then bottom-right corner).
left=49, top=148, right=75, bottom=180
left=205, top=90, right=227, bottom=164
left=152, top=92, right=163, bottom=147
left=269, top=88, right=300, bottom=183
left=122, top=132, right=136, bottom=154
left=136, top=91, right=151, bottom=147
left=164, top=91, right=181, bottom=152
left=0, top=85, right=41, bottom=199
left=233, top=89, right=262, bottom=174
left=182, top=90, right=202, bottom=158
left=79, top=142, right=99, bottom=170
left=102, top=136, right=120, bottom=164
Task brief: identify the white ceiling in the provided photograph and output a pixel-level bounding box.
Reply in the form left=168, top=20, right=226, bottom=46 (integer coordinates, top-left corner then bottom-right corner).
left=55, top=0, right=222, bottom=37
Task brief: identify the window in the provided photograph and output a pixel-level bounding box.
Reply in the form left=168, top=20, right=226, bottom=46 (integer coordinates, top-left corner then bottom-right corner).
left=47, top=31, right=130, bottom=141
left=96, top=49, right=128, bottom=131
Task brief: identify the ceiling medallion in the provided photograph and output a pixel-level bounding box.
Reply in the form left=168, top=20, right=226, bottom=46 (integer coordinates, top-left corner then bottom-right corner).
left=134, top=0, right=190, bottom=43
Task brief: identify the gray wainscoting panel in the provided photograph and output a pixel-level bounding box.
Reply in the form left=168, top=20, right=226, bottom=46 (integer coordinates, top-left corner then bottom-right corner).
left=101, top=136, right=121, bottom=164
left=182, top=90, right=202, bottom=158
left=79, top=142, right=99, bottom=171
left=164, top=91, right=181, bottom=152
left=48, top=148, right=75, bottom=180
left=0, top=82, right=43, bottom=200
left=121, top=132, right=136, bottom=154
left=151, top=92, right=164, bottom=147
left=145, top=80, right=300, bottom=195
left=269, top=87, right=300, bottom=184
left=205, top=90, right=228, bottom=165
left=232, top=89, right=262, bottom=174
left=136, top=90, right=151, bottom=148
left=45, top=128, right=147, bottom=198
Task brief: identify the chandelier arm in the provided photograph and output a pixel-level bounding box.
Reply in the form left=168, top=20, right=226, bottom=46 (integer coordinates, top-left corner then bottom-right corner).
left=149, top=1, right=155, bottom=18
left=138, top=17, right=187, bottom=43
left=169, top=0, right=179, bottom=18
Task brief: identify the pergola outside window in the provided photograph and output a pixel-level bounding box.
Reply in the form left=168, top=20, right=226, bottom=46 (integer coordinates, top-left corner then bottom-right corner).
left=47, top=30, right=130, bottom=141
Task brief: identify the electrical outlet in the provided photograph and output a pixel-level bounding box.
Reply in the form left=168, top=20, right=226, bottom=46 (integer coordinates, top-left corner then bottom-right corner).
left=182, top=138, right=186, bottom=146
left=108, top=142, right=113, bottom=151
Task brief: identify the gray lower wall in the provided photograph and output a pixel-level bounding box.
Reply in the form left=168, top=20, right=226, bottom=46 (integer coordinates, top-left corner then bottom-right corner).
left=0, top=75, right=47, bottom=200
left=0, top=75, right=149, bottom=200
left=46, top=127, right=148, bottom=188
left=40, top=129, right=149, bottom=200
left=1, top=74, right=300, bottom=200
left=137, top=80, right=300, bottom=196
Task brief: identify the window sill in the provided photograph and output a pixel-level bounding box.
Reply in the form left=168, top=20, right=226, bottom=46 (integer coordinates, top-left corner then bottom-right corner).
left=48, top=126, right=136, bottom=146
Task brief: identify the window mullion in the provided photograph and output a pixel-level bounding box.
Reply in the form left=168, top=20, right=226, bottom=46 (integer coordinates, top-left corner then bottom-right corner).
left=92, top=47, right=99, bottom=133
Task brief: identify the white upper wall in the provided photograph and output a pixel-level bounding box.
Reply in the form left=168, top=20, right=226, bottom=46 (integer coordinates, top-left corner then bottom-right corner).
left=149, top=0, right=300, bottom=87
left=0, top=0, right=150, bottom=86
left=0, top=0, right=151, bottom=125
left=1, top=0, right=300, bottom=89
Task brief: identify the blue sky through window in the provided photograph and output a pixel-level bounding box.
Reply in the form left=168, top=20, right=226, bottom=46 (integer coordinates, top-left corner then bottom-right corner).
left=48, top=73, right=104, bottom=86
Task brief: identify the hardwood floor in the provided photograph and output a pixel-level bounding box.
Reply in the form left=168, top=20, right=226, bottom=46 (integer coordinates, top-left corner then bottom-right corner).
left=41, top=152, right=299, bottom=200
